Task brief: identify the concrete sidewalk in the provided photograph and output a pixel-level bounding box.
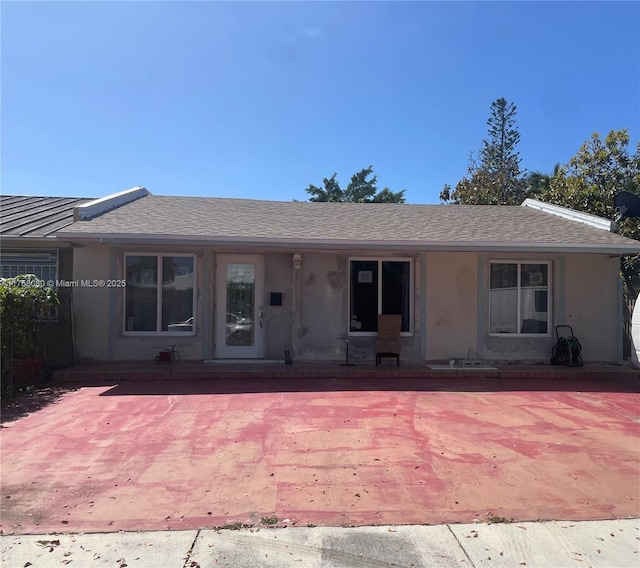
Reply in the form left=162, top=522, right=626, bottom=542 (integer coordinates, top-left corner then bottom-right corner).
left=2, top=518, right=638, bottom=567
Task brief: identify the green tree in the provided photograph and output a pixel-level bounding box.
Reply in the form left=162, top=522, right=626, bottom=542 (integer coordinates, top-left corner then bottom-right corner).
left=539, top=130, right=640, bottom=295
left=527, top=163, right=561, bottom=197
left=306, top=166, right=406, bottom=203
left=440, top=98, right=529, bottom=205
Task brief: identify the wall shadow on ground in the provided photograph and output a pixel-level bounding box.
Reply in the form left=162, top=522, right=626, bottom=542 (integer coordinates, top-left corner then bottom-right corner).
left=97, top=375, right=640, bottom=397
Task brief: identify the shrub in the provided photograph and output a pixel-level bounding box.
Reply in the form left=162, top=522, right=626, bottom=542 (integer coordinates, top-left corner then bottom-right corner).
left=0, top=275, right=60, bottom=394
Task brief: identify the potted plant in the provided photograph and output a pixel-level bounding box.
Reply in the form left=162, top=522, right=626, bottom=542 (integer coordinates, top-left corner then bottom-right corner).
left=0, top=274, right=60, bottom=397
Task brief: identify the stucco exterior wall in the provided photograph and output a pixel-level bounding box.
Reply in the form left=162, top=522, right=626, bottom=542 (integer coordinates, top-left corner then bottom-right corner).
left=292, top=252, right=347, bottom=362
left=72, top=245, right=112, bottom=361
left=564, top=254, right=620, bottom=363
left=479, top=253, right=621, bottom=364
left=424, top=252, right=479, bottom=361
left=70, top=244, right=623, bottom=365
left=72, top=245, right=205, bottom=362
left=289, top=252, right=422, bottom=364
left=263, top=253, right=293, bottom=360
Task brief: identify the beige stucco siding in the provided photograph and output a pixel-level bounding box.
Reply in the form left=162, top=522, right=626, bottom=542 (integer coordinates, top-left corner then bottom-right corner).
left=69, top=243, right=623, bottom=365
left=72, top=245, right=111, bottom=361
left=72, top=245, right=205, bottom=361
left=424, top=252, right=479, bottom=360
left=564, top=254, right=620, bottom=362
left=263, top=253, right=293, bottom=359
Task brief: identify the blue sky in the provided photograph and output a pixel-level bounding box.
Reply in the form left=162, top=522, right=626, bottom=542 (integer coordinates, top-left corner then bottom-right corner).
left=2, top=1, right=639, bottom=204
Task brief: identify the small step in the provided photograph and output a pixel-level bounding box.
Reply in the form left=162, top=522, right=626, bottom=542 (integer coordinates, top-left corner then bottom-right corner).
left=461, top=359, right=485, bottom=367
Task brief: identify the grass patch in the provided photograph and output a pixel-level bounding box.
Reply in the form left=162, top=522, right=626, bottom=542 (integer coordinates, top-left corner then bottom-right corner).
left=488, top=515, right=514, bottom=524
left=217, top=521, right=251, bottom=531
left=260, top=515, right=278, bottom=525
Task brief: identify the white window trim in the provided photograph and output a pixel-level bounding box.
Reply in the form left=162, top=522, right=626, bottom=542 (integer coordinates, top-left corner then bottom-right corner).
left=348, top=257, right=414, bottom=337
left=489, top=260, right=552, bottom=337
left=123, top=253, right=197, bottom=336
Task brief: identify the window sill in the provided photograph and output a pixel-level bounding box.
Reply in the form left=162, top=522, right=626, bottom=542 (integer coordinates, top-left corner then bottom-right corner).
left=489, top=333, right=551, bottom=338
left=348, top=332, right=414, bottom=338
left=123, top=332, right=197, bottom=337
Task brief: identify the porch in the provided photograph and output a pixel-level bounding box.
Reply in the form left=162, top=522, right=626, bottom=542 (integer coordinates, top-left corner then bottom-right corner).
left=53, top=360, right=640, bottom=385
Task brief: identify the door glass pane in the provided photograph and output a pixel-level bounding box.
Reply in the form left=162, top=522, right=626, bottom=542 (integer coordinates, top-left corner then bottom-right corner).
left=125, top=256, right=158, bottom=331
left=381, top=261, right=410, bottom=332
left=350, top=261, right=378, bottom=332
left=163, top=257, right=194, bottom=332
left=226, top=264, right=255, bottom=346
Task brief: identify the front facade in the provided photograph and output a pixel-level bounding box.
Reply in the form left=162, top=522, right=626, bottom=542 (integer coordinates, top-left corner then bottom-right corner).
left=56, top=188, right=640, bottom=366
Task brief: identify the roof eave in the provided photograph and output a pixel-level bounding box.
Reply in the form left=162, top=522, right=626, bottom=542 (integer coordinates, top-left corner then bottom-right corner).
left=53, top=232, right=640, bottom=255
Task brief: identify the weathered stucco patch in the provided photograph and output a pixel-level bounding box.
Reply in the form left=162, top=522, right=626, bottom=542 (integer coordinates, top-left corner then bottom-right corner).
left=327, top=271, right=343, bottom=289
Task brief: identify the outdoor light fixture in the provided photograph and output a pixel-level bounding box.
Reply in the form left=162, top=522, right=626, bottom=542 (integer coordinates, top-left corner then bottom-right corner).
left=292, top=253, right=302, bottom=270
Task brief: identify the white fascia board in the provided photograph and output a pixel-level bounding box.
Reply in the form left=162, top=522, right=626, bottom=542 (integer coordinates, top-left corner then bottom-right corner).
left=53, top=232, right=640, bottom=255
left=522, top=198, right=614, bottom=231
left=74, top=187, right=149, bottom=221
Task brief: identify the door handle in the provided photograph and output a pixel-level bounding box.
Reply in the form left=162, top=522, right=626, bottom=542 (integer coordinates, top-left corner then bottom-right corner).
left=259, top=310, right=264, bottom=329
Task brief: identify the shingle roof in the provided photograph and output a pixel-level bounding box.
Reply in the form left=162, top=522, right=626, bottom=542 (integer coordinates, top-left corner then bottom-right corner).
left=57, top=195, right=640, bottom=254
left=1, top=195, right=93, bottom=238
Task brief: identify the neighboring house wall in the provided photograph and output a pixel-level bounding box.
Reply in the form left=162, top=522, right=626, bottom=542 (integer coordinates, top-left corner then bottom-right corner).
left=424, top=252, right=479, bottom=361
left=1, top=195, right=94, bottom=368
left=46, top=247, right=75, bottom=367
left=0, top=243, right=75, bottom=368
left=564, top=254, right=620, bottom=363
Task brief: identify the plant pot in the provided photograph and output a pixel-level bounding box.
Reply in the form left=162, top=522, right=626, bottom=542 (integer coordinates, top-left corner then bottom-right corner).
left=11, top=358, right=44, bottom=387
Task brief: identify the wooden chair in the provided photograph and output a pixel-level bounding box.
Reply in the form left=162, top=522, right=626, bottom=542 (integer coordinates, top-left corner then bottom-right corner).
left=375, top=314, right=402, bottom=367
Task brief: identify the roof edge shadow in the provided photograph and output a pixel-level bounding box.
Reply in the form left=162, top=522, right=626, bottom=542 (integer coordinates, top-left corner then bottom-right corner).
left=74, top=187, right=150, bottom=221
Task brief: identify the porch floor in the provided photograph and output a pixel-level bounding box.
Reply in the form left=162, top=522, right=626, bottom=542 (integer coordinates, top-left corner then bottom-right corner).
left=53, top=360, right=640, bottom=384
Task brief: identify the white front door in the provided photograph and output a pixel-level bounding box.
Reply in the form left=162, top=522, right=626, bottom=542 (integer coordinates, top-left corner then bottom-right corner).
left=215, top=255, right=265, bottom=358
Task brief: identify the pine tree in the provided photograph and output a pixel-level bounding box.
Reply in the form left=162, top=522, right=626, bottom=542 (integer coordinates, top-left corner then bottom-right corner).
left=440, top=98, right=529, bottom=205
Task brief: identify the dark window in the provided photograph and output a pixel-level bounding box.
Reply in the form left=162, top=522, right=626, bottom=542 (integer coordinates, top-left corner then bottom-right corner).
left=350, top=260, right=411, bottom=333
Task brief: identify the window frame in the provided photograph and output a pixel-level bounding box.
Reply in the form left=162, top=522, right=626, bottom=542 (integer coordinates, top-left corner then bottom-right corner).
left=123, top=253, right=197, bottom=336
left=348, top=257, right=414, bottom=337
left=488, top=260, right=552, bottom=337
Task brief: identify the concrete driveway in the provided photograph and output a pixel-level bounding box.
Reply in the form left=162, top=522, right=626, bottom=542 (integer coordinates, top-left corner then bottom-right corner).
left=1, top=376, right=639, bottom=534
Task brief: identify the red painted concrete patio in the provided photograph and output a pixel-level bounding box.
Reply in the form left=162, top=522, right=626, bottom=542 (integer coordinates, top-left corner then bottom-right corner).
left=1, top=370, right=639, bottom=535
